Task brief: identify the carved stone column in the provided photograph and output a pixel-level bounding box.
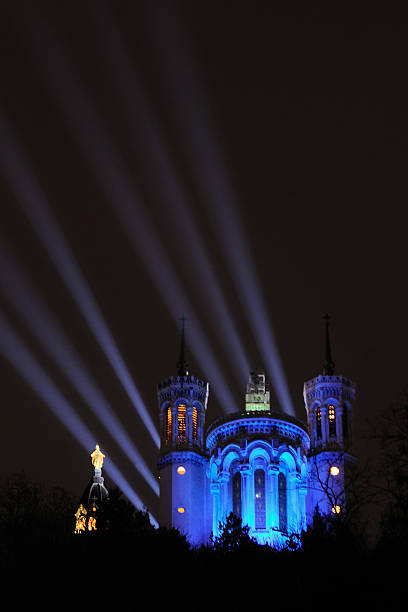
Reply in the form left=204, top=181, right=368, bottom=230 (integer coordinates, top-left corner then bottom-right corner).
left=321, top=406, right=328, bottom=445
left=219, top=470, right=230, bottom=523
left=336, top=404, right=344, bottom=444
left=210, top=482, right=221, bottom=536
left=268, top=464, right=279, bottom=530
left=171, top=405, right=178, bottom=446
left=186, top=405, right=194, bottom=443
left=240, top=464, right=251, bottom=529
left=298, top=476, right=308, bottom=532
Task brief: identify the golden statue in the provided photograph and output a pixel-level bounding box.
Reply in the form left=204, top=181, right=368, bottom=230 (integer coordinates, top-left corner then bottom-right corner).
left=91, top=444, right=105, bottom=470
left=74, top=504, right=87, bottom=533
left=88, top=516, right=97, bottom=531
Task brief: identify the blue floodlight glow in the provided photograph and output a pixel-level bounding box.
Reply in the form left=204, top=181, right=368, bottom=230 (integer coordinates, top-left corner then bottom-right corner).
left=143, top=2, right=295, bottom=415
left=0, top=244, right=158, bottom=495
left=0, top=113, right=160, bottom=447
left=8, top=5, right=238, bottom=413
left=87, top=0, right=250, bottom=387
left=0, top=308, right=158, bottom=525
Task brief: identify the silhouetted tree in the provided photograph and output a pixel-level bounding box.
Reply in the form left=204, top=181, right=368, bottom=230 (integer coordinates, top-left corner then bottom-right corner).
left=0, top=472, right=76, bottom=565
left=98, top=486, right=155, bottom=536
left=370, top=395, right=408, bottom=551
left=308, top=455, right=375, bottom=548
left=211, top=512, right=257, bottom=554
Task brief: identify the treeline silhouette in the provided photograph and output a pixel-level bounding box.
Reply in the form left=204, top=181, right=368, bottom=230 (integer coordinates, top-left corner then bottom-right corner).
left=1, top=398, right=407, bottom=608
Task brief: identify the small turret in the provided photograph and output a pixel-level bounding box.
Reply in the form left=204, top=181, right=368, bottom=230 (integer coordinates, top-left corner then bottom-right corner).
left=303, top=317, right=356, bottom=519
left=244, top=370, right=270, bottom=413
left=303, top=316, right=355, bottom=453
left=157, top=318, right=210, bottom=544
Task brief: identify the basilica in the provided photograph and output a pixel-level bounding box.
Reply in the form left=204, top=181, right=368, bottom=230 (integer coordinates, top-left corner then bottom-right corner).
left=157, top=321, right=356, bottom=547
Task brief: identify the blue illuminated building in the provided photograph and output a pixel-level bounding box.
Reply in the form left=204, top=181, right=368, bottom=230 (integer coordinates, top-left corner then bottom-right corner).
left=158, top=317, right=356, bottom=547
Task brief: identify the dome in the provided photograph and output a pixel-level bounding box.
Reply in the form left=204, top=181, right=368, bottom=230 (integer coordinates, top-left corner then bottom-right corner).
left=206, top=411, right=310, bottom=455
left=79, top=475, right=109, bottom=508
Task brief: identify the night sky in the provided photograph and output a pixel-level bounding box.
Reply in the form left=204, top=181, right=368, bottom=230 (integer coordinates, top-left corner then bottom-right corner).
left=1, top=0, right=407, bottom=520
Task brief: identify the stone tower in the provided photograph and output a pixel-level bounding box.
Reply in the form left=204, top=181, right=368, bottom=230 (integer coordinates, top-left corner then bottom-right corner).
left=157, top=318, right=210, bottom=544
left=303, top=316, right=356, bottom=520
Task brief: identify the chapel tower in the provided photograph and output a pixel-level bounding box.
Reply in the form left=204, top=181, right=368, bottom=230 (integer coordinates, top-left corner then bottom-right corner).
left=74, top=444, right=109, bottom=534
left=303, top=316, right=356, bottom=520
left=157, top=318, right=210, bottom=544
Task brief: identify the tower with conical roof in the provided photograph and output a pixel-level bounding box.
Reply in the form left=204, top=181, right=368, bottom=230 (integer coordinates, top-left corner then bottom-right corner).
left=303, top=316, right=356, bottom=520
left=157, top=317, right=210, bottom=544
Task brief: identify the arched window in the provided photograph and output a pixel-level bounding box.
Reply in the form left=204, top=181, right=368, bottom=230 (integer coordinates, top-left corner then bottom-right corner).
left=254, top=469, right=266, bottom=529
left=328, top=405, right=336, bottom=437
left=192, top=406, right=198, bottom=441
left=278, top=472, right=287, bottom=532
left=177, top=404, right=186, bottom=440
left=166, top=407, right=172, bottom=443
left=232, top=471, right=242, bottom=518
left=315, top=407, right=322, bottom=440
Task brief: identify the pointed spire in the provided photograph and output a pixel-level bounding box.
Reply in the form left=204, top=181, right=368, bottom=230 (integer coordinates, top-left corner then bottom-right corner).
left=177, top=315, right=188, bottom=376
left=323, top=314, right=335, bottom=375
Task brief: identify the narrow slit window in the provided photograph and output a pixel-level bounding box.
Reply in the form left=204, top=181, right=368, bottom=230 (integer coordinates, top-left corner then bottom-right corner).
left=192, top=406, right=198, bottom=440
left=254, top=469, right=266, bottom=529
left=232, top=471, right=242, bottom=518
left=279, top=472, right=287, bottom=533
left=328, top=405, right=336, bottom=437
left=166, top=407, right=172, bottom=443
left=178, top=404, right=186, bottom=440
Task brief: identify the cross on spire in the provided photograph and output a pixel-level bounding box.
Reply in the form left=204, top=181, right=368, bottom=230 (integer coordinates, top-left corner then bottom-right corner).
left=177, top=315, right=189, bottom=376
left=323, top=313, right=335, bottom=376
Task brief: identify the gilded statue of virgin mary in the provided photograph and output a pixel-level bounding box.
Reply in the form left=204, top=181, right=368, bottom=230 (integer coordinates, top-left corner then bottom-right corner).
left=90, top=444, right=105, bottom=470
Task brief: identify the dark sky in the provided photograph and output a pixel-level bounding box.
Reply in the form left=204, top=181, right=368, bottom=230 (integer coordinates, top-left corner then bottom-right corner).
left=1, top=0, right=407, bottom=519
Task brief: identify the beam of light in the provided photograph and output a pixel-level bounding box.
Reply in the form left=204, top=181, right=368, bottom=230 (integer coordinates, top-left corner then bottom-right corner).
left=142, top=2, right=295, bottom=415
left=8, top=4, right=238, bottom=413
left=0, top=114, right=160, bottom=447
left=0, top=243, right=159, bottom=495
left=0, top=308, right=158, bottom=526
left=86, top=0, right=250, bottom=387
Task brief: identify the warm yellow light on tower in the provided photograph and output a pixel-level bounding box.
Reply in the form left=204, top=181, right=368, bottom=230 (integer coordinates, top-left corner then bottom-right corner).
left=192, top=406, right=198, bottom=440
left=330, top=466, right=340, bottom=476
left=166, top=407, right=172, bottom=443
left=332, top=505, right=341, bottom=514
left=177, top=466, right=186, bottom=475
left=178, top=404, right=186, bottom=439
left=177, top=506, right=185, bottom=514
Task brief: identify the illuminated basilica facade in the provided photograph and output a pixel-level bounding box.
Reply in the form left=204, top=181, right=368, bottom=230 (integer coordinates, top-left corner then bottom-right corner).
left=157, top=323, right=356, bottom=547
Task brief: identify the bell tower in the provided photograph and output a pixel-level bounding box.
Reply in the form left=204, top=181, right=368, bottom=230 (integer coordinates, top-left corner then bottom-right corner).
left=157, top=318, right=210, bottom=544
left=303, top=316, right=356, bottom=520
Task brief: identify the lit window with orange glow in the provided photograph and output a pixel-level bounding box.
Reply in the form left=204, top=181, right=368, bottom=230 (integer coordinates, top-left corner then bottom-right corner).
left=177, top=507, right=185, bottom=514
left=192, top=406, right=198, bottom=440
left=328, top=405, right=336, bottom=437
left=178, top=404, right=186, bottom=439
left=177, top=466, right=186, bottom=475
left=166, top=407, right=172, bottom=443
left=330, top=466, right=340, bottom=476
left=332, top=505, right=341, bottom=514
